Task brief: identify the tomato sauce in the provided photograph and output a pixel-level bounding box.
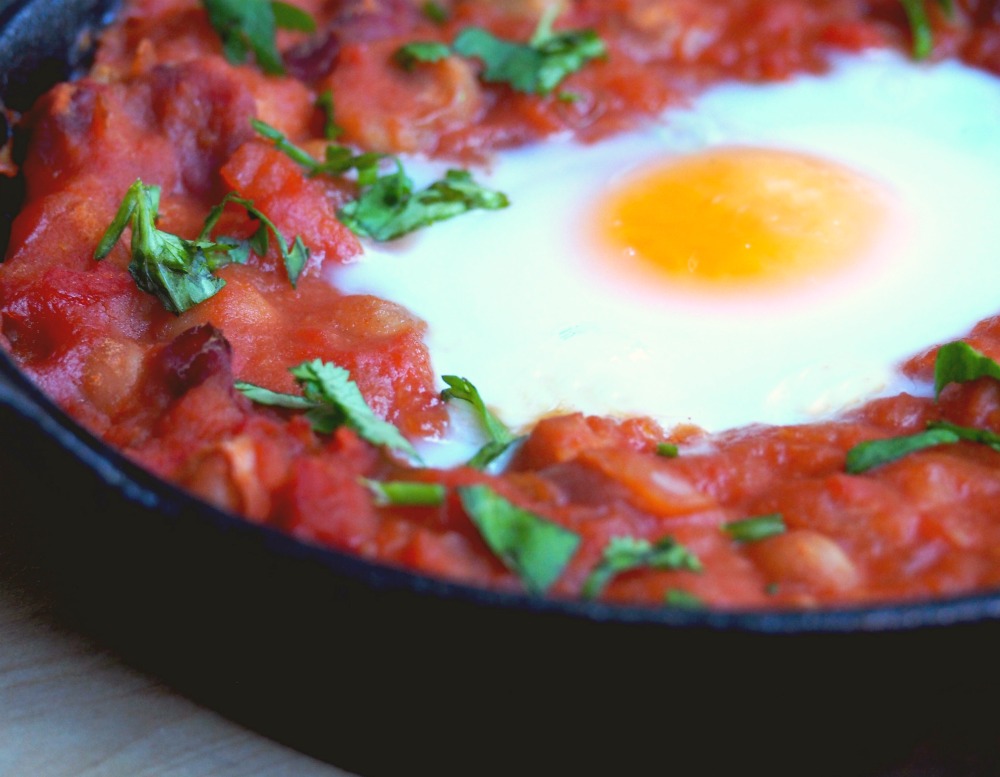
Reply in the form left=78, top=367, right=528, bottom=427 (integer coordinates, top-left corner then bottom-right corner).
left=5, top=0, right=1000, bottom=609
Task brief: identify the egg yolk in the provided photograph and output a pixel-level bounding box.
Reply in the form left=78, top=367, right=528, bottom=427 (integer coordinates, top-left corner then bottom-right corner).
left=601, top=146, right=890, bottom=288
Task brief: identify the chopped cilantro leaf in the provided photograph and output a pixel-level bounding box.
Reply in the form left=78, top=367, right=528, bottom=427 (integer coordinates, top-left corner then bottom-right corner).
left=582, top=536, right=702, bottom=600
left=251, top=118, right=383, bottom=182
left=899, top=0, right=953, bottom=60
left=95, top=179, right=247, bottom=315
left=440, top=376, right=512, bottom=445
left=394, top=41, right=452, bottom=71
left=363, top=479, right=446, bottom=507
left=933, top=341, right=1000, bottom=399
left=252, top=118, right=323, bottom=169
left=845, top=427, right=960, bottom=474
left=656, top=442, right=679, bottom=458
left=664, top=588, right=704, bottom=609
left=846, top=420, right=1000, bottom=474
left=422, top=1, right=448, bottom=24
left=452, top=6, right=606, bottom=95
left=316, top=90, right=342, bottom=140
left=723, top=513, right=786, bottom=544
left=200, top=191, right=309, bottom=286
left=236, top=359, right=420, bottom=462
left=270, top=0, right=316, bottom=32
left=458, top=484, right=580, bottom=594
left=202, top=0, right=315, bottom=75
left=233, top=381, right=315, bottom=409
left=338, top=166, right=508, bottom=241
left=440, top=375, right=519, bottom=468
left=846, top=342, right=1000, bottom=473
left=927, top=420, right=1000, bottom=450
left=252, top=119, right=507, bottom=241
left=291, top=359, right=419, bottom=459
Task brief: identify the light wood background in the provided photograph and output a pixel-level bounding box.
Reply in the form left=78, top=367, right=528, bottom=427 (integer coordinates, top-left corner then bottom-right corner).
left=0, top=535, right=356, bottom=777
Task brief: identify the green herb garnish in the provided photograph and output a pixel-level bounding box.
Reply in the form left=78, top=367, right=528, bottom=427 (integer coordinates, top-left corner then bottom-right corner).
left=235, top=380, right=313, bottom=410
left=202, top=0, right=316, bottom=75
left=664, top=588, right=704, bottom=609
left=394, top=41, right=452, bottom=70
left=337, top=166, right=508, bottom=241
left=440, top=375, right=519, bottom=468
left=845, top=427, right=961, bottom=474
left=252, top=119, right=508, bottom=240
left=315, top=90, right=342, bottom=140
left=251, top=119, right=383, bottom=183
left=656, top=442, right=679, bottom=458
left=844, top=419, right=1000, bottom=474
left=933, top=341, right=1000, bottom=399
left=271, top=0, right=315, bottom=31
left=236, top=359, right=420, bottom=461
left=451, top=6, right=606, bottom=95
left=723, top=513, right=787, bottom=544
left=458, top=484, right=580, bottom=594
left=927, top=420, right=1000, bottom=449
left=846, top=341, right=1000, bottom=473
left=363, top=479, right=446, bottom=507
left=582, top=536, right=702, bottom=600
left=95, top=180, right=249, bottom=314
left=422, top=1, right=449, bottom=24
left=200, top=191, right=309, bottom=286
left=900, top=0, right=953, bottom=60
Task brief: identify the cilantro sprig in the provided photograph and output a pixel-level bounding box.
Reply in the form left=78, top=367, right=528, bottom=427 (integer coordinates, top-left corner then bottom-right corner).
left=394, top=41, right=452, bottom=71
left=202, top=0, right=316, bottom=75
left=656, top=442, right=679, bottom=458
left=251, top=119, right=383, bottom=183
left=458, top=484, right=580, bottom=595
left=846, top=421, right=1000, bottom=474
left=315, top=90, right=342, bottom=140
left=362, top=479, right=446, bottom=507
left=845, top=342, right=1000, bottom=473
left=95, top=179, right=310, bottom=314
left=236, top=359, right=421, bottom=462
left=252, top=119, right=508, bottom=241
left=95, top=180, right=247, bottom=315
left=665, top=589, right=704, bottom=609
left=421, top=1, right=449, bottom=25
left=582, top=536, right=702, bottom=600
left=440, top=375, right=520, bottom=469
left=900, top=0, right=953, bottom=60
left=398, top=7, right=607, bottom=95
left=338, top=167, right=508, bottom=241
left=933, top=341, right=1000, bottom=399
left=722, top=514, right=787, bottom=544
left=452, top=6, right=606, bottom=95
left=200, top=191, right=309, bottom=286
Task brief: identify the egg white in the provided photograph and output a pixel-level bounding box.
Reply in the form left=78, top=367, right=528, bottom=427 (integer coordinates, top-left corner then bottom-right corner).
left=329, top=51, right=1000, bottom=463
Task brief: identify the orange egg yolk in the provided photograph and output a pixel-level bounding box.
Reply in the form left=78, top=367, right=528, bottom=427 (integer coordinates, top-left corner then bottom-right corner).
left=600, top=146, right=890, bottom=289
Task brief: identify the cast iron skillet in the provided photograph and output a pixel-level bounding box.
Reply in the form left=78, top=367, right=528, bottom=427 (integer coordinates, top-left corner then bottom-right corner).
left=3, top=1, right=1000, bottom=774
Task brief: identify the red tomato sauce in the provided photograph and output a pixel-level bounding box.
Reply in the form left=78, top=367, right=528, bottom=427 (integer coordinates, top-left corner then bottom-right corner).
left=4, top=0, right=1000, bottom=609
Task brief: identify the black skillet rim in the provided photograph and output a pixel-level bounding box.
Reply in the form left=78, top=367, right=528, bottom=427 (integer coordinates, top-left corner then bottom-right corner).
left=4, top=0, right=1000, bottom=640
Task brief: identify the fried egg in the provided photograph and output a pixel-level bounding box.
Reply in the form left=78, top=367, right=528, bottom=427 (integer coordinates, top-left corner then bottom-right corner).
left=330, top=51, right=1000, bottom=463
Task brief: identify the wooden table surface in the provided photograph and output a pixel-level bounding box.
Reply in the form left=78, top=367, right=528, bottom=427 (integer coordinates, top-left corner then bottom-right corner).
left=0, top=536, right=356, bottom=777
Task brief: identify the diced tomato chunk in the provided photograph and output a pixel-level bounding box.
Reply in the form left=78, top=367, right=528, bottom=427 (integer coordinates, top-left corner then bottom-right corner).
left=221, top=141, right=362, bottom=272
